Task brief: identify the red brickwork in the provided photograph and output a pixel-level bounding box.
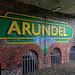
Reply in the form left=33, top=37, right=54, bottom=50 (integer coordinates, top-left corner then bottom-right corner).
left=67, top=42, right=74, bottom=61
left=0, top=0, right=74, bottom=75
left=14, top=44, right=44, bottom=69
left=46, top=43, right=64, bottom=67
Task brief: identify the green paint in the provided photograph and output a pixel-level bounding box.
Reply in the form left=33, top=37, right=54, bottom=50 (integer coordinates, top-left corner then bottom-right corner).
left=41, top=47, right=49, bottom=56
left=7, top=13, right=67, bottom=25
left=0, top=12, right=73, bottom=44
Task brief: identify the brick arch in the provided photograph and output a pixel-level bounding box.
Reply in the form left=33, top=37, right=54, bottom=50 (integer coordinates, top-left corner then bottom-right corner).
left=67, top=42, right=74, bottom=62
left=67, top=42, right=75, bottom=61
left=69, top=46, right=75, bottom=52
left=15, top=44, right=44, bottom=69
left=46, top=43, right=63, bottom=67
left=67, top=42, right=74, bottom=52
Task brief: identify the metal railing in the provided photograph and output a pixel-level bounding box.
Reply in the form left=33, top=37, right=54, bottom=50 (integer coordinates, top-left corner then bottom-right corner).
left=51, top=53, right=61, bottom=66
left=22, top=51, right=38, bottom=75
left=70, top=51, right=75, bottom=61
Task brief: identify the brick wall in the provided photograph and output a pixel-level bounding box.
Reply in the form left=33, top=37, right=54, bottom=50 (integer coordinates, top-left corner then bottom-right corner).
left=0, top=0, right=75, bottom=75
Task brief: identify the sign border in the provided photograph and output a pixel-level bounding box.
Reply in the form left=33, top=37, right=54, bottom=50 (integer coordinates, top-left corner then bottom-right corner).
left=0, top=12, right=73, bottom=44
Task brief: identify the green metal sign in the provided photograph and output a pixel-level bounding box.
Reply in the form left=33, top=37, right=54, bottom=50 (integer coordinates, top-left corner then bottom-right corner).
left=0, top=12, right=73, bottom=44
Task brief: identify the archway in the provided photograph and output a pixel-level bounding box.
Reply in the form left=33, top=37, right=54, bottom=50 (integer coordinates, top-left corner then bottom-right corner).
left=14, top=44, right=44, bottom=74
left=22, top=50, right=38, bottom=74
left=46, top=43, right=63, bottom=67
left=51, top=48, right=61, bottom=66
left=69, top=46, right=75, bottom=61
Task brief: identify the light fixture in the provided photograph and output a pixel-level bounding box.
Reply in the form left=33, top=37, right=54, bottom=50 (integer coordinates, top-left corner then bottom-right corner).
left=52, top=7, right=61, bottom=12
